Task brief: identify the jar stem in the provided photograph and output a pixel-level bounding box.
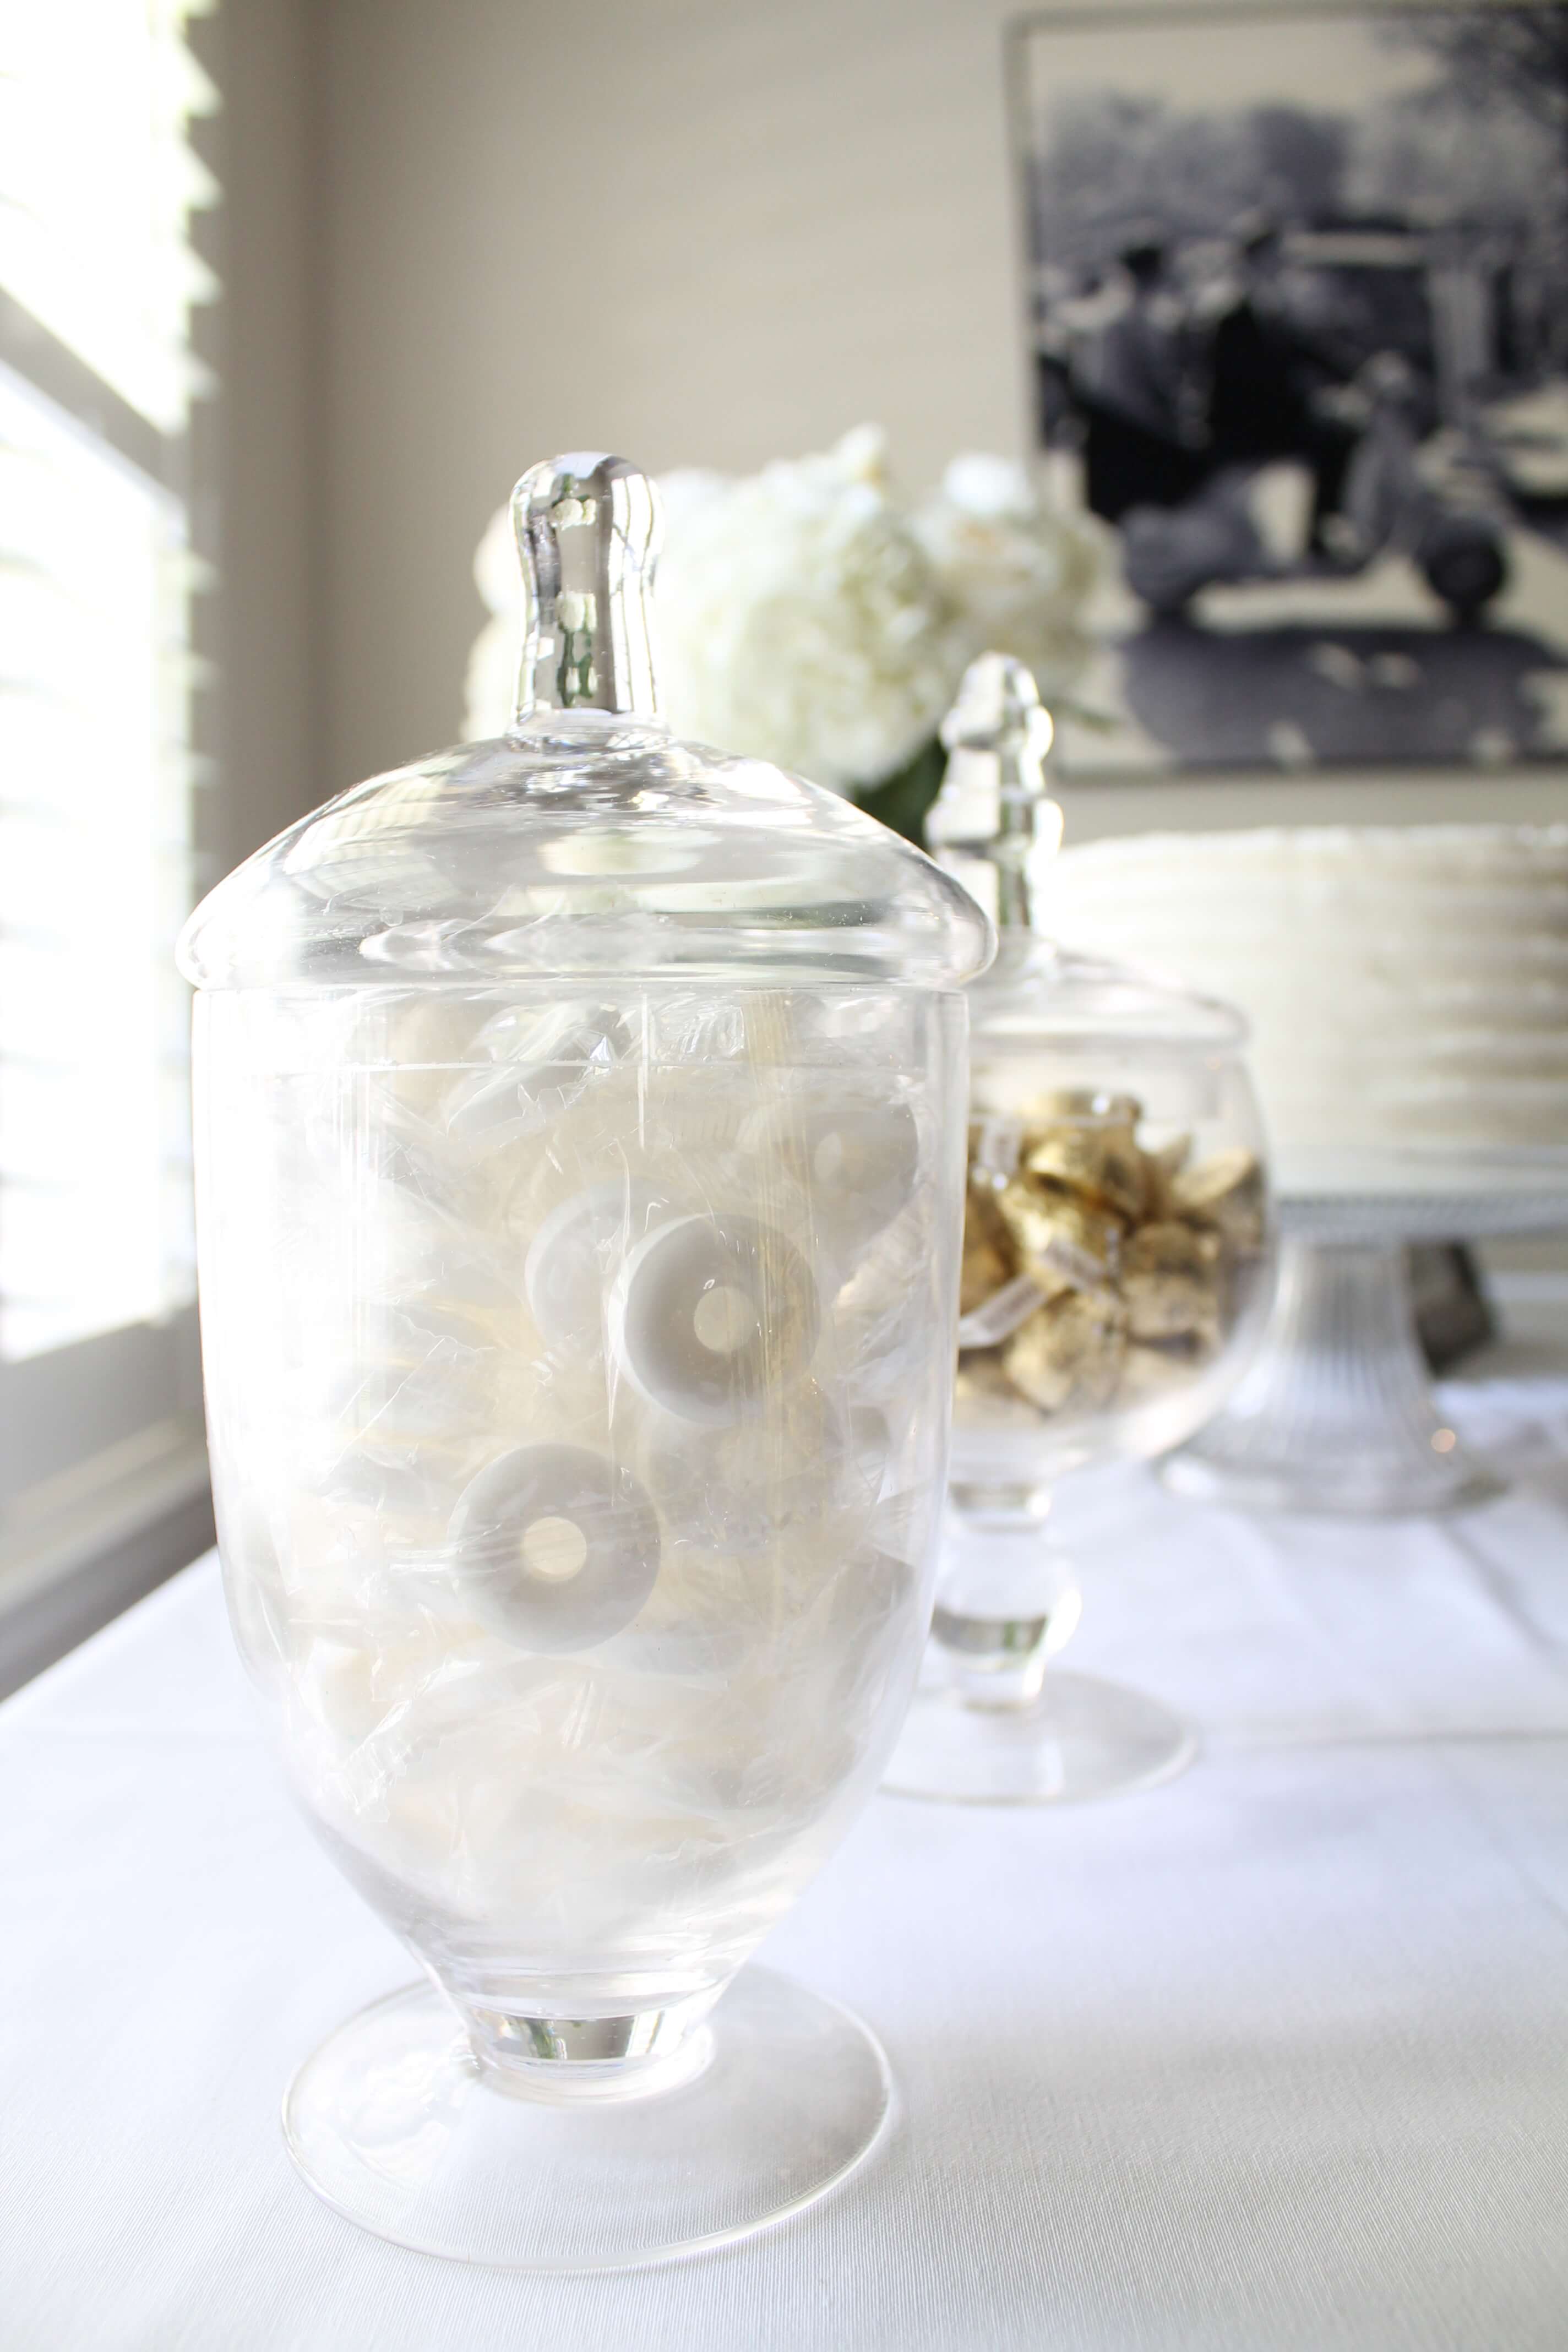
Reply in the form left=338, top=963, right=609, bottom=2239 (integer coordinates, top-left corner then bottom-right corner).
left=463, top=1984, right=722, bottom=2105
left=930, top=1484, right=1080, bottom=1709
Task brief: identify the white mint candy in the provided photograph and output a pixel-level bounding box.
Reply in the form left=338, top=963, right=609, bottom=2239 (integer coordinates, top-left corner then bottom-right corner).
left=322, top=1346, right=496, bottom=1455
left=642, top=1382, right=864, bottom=1555
left=830, top=1201, right=935, bottom=1401
left=350, top=1107, right=484, bottom=1227
left=847, top=1401, right=894, bottom=1499
left=475, top=998, right=626, bottom=1070
left=608, top=1212, right=819, bottom=1425
left=823, top=1548, right=920, bottom=1721
left=743, top=1088, right=920, bottom=1262
left=639, top=1065, right=758, bottom=1160
left=448, top=1442, right=661, bottom=1651
left=524, top=1178, right=680, bottom=1352
left=440, top=1003, right=628, bottom=1147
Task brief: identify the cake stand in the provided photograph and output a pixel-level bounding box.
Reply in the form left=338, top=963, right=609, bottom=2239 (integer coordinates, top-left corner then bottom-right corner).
left=1162, top=1148, right=1568, bottom=1514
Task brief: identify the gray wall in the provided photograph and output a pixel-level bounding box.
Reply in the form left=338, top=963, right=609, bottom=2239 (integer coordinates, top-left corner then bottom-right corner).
left=313, top=0, right=1027, bottom=797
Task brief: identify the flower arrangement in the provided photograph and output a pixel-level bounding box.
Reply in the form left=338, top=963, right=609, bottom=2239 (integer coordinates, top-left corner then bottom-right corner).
left=465, top=427, right=1102, bottom=842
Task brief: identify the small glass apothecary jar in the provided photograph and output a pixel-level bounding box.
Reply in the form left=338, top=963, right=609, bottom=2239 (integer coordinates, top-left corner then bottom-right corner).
left=884, top=654, right=1274, bottom=1807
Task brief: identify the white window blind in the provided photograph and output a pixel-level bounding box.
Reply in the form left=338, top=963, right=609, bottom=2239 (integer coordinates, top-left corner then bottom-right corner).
left=0, top=367, right=195, bottom=1359
left=0, top=0, right=219, bottom=1657
left=0, top=0, right=219, bottom=435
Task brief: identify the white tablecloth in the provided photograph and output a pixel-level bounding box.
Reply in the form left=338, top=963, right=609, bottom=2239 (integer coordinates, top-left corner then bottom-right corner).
left=5, top=1332, right=1568, bottom=2351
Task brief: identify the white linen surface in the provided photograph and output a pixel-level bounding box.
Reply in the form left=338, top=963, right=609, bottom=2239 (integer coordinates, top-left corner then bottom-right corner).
left=3, top=1345, right=1567, bottom=2352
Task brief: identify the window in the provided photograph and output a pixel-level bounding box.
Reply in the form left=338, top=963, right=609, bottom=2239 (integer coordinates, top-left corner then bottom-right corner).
left=0, top=368, right=196, bottom=1360
left=0, top=0, right=219, bottom=1675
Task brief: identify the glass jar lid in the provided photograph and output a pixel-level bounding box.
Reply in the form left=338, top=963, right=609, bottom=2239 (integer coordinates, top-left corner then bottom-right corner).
left=179, top=455, right=994, bottom=992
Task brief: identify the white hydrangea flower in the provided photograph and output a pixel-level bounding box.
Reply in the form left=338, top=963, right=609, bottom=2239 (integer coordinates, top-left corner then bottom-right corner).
left=463, top=503, right=520, bottom=740
left=911, top=455, right=1103, bottom=704
left=655, top=466, right=731, bottom=538
left=653, top=427, right=962, bottom=793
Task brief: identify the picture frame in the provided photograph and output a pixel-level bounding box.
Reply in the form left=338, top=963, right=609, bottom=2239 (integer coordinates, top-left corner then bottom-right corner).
left=1008, top=2, right=1568, bottom=780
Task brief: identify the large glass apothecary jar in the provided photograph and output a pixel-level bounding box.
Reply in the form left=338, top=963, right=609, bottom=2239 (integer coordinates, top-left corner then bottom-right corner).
left=178, top=456, right=993, bottom=2268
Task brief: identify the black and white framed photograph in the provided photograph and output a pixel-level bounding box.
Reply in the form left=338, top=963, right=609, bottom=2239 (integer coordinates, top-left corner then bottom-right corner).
left=1010, top=2, right=1568, bottom=775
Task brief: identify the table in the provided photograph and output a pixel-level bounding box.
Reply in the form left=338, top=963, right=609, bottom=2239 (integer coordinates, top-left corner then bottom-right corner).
left=5, top=1321, right=1568, bottom=2351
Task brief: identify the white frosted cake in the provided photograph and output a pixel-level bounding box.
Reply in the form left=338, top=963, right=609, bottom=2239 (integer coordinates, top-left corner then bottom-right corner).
left=1044, top=824, right=1568, bottom=1191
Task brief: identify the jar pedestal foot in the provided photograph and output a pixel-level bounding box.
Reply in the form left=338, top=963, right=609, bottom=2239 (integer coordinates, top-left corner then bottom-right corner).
left=887, top=1493, right=1195, bottom=1804
left=283, top=1967, right=890, bottom=2270
left=883, top=1669, right=1196, bottom=1805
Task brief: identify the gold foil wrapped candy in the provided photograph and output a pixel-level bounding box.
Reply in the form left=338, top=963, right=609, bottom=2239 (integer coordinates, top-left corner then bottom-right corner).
left=960, top=1180, right=1016, bottom=1316
left=954, top=1346, right=1042, bottom=1429
left=1120, top=1220, right=1222, bottom=1343
left=995, top=1180, right=1120, bottom=1295
left=1142, top=1133, right=1194, bottom=1223
left=956, top=1102, right=1264, bottom=1426
left=1002, top=1290, right=1129, bottom=1414
left=1170, top=1146, right=1266, bottom=1253
left=1022, top=1123, right=1147, bottom=1225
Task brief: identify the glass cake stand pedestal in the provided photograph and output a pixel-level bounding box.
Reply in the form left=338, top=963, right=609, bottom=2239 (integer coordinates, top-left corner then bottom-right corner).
left=1162, top=1148, right=1568, bottom=1515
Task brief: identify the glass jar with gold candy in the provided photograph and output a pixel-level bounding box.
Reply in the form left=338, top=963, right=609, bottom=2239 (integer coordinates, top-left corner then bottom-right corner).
left=884, top=654, right=1274, bottom=1805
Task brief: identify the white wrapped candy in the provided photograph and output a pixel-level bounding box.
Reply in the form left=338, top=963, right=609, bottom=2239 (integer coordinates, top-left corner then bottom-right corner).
left=846, top=1401, right=894, bottom=1500
left=608, top=1212, right=819, bottom=1424
left=341, top=1101, right=486, bottom=1229
left=524, top=1178, right=682, bottom=1353
left=448, top=1441, right=661, bottom=1650
left=293, top=1619, right=492, bottom=1751
left=830, top=1203, right=937, bottom=1402
left=742, top=1086, right=920, bottom=1265
left=380, top=1251, right=527, bottom=1351
left=641, top=1382, right=873, bottom=1555
left=439, top=1003, right=629, bottom=1148
left=634, top=1065, right=762, bottom=1188
left=475, top=998, right=628, bottom=1070
left=322, top=1341, right=498, bottom=1457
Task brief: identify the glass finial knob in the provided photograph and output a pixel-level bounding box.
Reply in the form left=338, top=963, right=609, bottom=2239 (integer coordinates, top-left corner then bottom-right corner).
left=927, top=652, right=1061, bottom=930
left=512, top=453, right=663, bottom=724
left=940, top=651, right=1054, bottom=771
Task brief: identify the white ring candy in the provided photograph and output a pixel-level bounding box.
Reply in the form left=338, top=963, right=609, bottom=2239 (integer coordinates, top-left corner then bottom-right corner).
left=742, top=1092, right=920, bottom=1260
left=608, top=1212, right=819, bottom=1425
left=641, top=1385, right=863, bottom=1554
left=524, top=1178, right=676, bottom=1351
left=448, top=1442, right=661, bottom=1650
